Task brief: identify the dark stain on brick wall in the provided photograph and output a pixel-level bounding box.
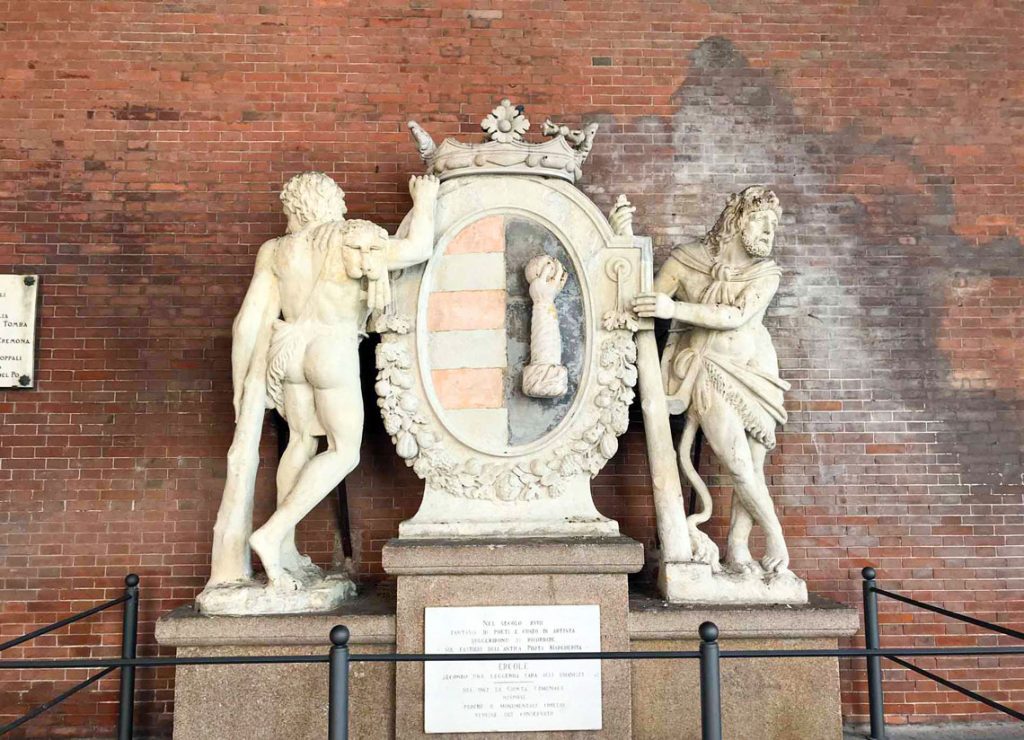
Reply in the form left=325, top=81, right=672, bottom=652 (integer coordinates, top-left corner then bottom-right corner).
left=654, top=37, right=1024, bottom=493
left=112, top=104, right=182, bottom=122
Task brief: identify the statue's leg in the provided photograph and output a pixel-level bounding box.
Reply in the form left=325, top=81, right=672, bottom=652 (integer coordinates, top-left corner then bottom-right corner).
left=699, top=399, right=789, bottom=573
left=748, top=440, right=789, bottom=573
left=725, top=497, right=757, bottom=573
left=250, top=338, right=363, bottom=589
left=725, top=438, right=782, bottom=572
left=276, top=383, right=319, bottom=572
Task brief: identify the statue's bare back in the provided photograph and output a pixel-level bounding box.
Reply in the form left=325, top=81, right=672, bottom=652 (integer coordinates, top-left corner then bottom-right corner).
left=273, top=233, right=365, bottom=328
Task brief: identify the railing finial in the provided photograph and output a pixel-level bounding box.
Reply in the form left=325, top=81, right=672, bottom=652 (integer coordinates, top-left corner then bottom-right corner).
left=699, top=621, right=719, bottom=643
left=330, top=625, right=351, bottom=647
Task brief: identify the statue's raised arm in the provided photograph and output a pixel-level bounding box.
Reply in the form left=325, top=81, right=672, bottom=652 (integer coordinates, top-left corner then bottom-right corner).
left=386, top=174, right=440, bottom=269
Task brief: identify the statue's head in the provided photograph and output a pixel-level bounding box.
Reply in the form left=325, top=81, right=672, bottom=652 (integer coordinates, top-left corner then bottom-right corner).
left=703, top=185, right=782, bottom=259
left=280, top=172, right=347, bottom=233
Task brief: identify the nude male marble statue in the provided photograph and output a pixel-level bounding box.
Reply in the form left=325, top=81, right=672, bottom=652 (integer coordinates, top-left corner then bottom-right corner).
left=634, top=186, right=792, bottom=577
left=204, top=171, right=439, bottom=604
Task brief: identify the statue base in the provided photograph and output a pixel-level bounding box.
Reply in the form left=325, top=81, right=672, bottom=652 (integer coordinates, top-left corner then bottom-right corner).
left=629, top=589, right=858, bottom=740
left=155, top=588, right=395, bottom=739
left=659, top=560, right=808, bottom=605
left=195, top=569, right=357, bottom=616
left=398, top=478, right=621, bottom=539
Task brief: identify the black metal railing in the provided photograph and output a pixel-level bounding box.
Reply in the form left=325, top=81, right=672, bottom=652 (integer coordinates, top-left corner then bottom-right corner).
left=0, top=574, right=138, bottom=738
left=2, top=568, right=1024, bottom=739
left=861, top=566, right=1024, bottom=739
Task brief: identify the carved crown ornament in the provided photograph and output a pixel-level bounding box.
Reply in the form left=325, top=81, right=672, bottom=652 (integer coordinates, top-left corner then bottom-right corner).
left=407, top=98, right=598, bottom=183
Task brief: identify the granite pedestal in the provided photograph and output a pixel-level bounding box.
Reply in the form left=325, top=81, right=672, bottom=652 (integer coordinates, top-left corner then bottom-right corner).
left=155, top=588, right=396, bottom=740
left=628, top=591, right=860, bottom=740
left=384, top=536, right=645, bottom=740
left=157, top=575, right=858, bottom=739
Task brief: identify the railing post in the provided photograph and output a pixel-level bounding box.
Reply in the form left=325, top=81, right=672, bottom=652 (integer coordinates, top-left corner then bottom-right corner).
left=117, top=574, right=139, bottom=740
left=862, top=567, right=886, bottom=740
left=699, top=621, right=722, bottom=740
left=329, top=625, right=351, bottom=740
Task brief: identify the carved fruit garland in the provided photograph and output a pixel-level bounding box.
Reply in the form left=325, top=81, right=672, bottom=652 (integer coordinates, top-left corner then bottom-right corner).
left=375, top=334, right=637, bottom=502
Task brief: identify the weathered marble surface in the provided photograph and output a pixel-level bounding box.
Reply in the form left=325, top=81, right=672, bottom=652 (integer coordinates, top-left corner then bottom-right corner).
left=659, top=560, right=807, bottom=605
left=194, top=571, right=356, bottom=617
left=379, top=173, right=647, bottom=539
left=521, top=254, right=569, bottom=399
left=424, top=214, right=584, bottom=451
left=380, top=104, right=647, bottom=540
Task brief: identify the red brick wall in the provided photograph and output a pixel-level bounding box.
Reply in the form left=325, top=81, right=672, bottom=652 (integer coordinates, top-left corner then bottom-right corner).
left=1, top=0, right=1022, bottom=735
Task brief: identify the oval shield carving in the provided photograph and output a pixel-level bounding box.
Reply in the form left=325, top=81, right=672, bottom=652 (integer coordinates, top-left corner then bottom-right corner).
left=422, top=214, right=585, bottom=455
left=376, top=174, right=648, bottom=533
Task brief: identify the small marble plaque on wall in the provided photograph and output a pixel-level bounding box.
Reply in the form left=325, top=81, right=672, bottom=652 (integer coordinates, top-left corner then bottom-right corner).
left=0, top=275, right=39, bottom=388
left=423, top=604, right=602, bottom=734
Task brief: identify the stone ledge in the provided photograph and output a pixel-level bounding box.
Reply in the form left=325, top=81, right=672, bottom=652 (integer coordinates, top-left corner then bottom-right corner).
left=382, top=536, right=644, bottom=575
left=156, top=587, right=396, bottom=648
left=156, top=581, right=859, bottom=648
left=628, top=591, right=861, bottom=640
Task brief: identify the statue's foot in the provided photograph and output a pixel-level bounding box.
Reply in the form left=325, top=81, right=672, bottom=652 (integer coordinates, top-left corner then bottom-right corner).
left=761, top=543, right=790, bottom=575
left=281, top=547, right=316, bottom=574
left=724, top=558, right=760, bottom=575
left=249, top=527, right=290, bottom=587
left=725, top=541, right=758, bottom=574
left=268, top=570, right=303, bottom=592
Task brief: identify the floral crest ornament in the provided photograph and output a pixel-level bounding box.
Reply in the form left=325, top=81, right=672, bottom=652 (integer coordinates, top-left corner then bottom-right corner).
left=376, top=336, right=637, bottom=502
left=481, top=98, right=530, bottom=143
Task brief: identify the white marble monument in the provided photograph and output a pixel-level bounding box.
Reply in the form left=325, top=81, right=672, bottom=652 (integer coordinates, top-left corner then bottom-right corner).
left=634, top=186, right=807, bottom=604
left=158, top=98, right=854, bottom=740
left=379, top=100, right=649, bottom=539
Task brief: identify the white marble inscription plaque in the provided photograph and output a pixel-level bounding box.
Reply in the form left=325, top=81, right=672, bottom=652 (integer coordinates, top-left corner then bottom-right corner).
left=423, top=604, right=602, bottom=734
left=0, top=275, right=38, bottom=388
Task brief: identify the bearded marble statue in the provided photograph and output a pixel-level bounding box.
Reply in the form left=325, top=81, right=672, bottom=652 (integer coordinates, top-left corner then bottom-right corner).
left=198, top=171, right=439, bottom=614
left=634, top=186, right=798, bottom=595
